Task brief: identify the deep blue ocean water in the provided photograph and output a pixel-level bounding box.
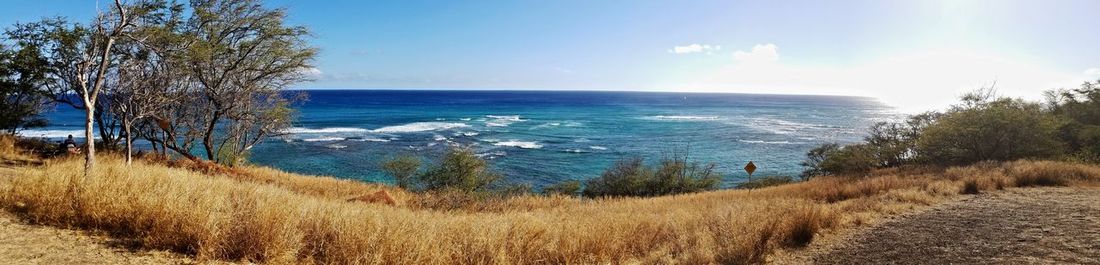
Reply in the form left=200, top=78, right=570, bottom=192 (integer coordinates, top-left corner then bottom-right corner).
left=25, top=90, right=897, bottom=189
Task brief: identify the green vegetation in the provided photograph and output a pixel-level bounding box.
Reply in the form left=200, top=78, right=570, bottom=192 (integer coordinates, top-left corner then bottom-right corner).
left=803, top=83, right=1100, bottom=178
left=418, top=148, right=502, bottom=192
left=0, top=43, right=50, bottom=134
left=581, top=155, right=721, bottom=198
left=381, top=148, right=504, bottom=193
left=1048, top=80, right=1100, bottom=163
left=1, top=0, right=316, bottom=170
left=380, top=154, right=421, bottom=189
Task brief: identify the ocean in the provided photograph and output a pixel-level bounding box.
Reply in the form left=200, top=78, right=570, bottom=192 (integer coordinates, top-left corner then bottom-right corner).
left=24, top=90, right=897, bottom=189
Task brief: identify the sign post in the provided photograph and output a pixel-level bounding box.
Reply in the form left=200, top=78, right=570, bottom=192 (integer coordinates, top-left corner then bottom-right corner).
left=744, top=161, right=757, bottom=189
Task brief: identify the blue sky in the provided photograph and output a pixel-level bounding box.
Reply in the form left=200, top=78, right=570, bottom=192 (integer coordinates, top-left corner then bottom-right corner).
left=3, top=0, right=1099, bottom=110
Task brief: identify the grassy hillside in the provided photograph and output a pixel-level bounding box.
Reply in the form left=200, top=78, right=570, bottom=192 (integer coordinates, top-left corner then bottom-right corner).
left=1, top=136, right=1098, bottom=264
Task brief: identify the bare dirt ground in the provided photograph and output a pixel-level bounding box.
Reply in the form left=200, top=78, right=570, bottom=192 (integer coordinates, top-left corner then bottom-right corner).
left=0, top=164, right=202, bottom=265
left=779, top=187, right=1100, bottom=265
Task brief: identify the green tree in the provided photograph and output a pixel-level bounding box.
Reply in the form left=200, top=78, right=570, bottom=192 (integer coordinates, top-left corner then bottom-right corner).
left=183, top=0, right=317, bottom=163
left=418, top=148, right=501, bottom=192
left=381, top=154, right=421, bottom=189
left=800, top=143, right=839, bottom=179
left=1047, top=80, right=1100, bottom=162
left=543, top=180, right=582, bottom=196
left=0, top=43, right=51, bottom=134
left=582, top=155, right=721, bottom=198
left=6, top=0, right=139, bottom=174
left=917, top=90, right=1065, bottom=165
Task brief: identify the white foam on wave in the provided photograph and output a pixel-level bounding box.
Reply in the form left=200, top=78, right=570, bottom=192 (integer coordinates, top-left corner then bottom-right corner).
left=748, top=118, right=822, bottom=135
left=646, top=115, right=722, bottom=121
left=493, top=140, right=543, bottom=149
left=453, top=131, right=479, bottom=137
left=350, top=137, right=391, bottom=142
left=284, top=127, right=369, bottom=134
left=476, top=151, right=507, bottom=158
left=303, top=137, right=345, bottom=142
left=372, top=122, right=469, bottom=133
left=589, top=145, right=608, bottom=150
left=531, top=122, right=565, bottom=130
left=563, top=149, right=587, bottom=153
left=17, top=129, right=91, bottom=139
left=484, top=115, right=526, bottom=127
left=326, top=144, right=348, bottom=149
left=739, top=140, right=802, bottom=145
left=433, top=134, right=447, bottom=141
left=486, top=115, right=525, bottom=121
left=460, top=118, right=473, bottom=121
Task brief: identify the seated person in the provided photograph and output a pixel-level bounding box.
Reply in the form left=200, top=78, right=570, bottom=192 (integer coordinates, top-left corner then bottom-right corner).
left=61, top=135, right=79, bottom=154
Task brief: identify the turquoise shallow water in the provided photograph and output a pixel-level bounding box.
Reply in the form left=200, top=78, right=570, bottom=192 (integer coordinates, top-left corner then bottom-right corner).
left=28, top=90, right=897, bottom=189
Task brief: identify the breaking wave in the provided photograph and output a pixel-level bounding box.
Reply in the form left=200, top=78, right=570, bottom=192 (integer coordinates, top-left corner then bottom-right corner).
left=646, top=115, right=722, bottom=121
left=302, top=137, right=346, bottom=142
left=17, top=129, right=90, bottom=139
left=284, top=127, right=369, bottom=134
left=739, top=140, right=803, bottom=145
left=371, top=122, right=470, bottom=133
left=492, top=140, right=543, bottom=149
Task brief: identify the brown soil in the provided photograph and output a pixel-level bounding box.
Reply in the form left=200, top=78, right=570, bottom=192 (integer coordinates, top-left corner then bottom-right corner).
left=780, top=187, right=1100, bottom=264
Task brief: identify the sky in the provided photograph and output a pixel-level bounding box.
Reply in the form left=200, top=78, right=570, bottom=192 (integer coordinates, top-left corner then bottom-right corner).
left=2, top=0, right=1099, bottom=112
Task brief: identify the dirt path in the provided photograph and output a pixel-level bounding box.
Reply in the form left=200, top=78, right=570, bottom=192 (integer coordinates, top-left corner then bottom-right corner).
left=783, top=187, right=1100, bottom=264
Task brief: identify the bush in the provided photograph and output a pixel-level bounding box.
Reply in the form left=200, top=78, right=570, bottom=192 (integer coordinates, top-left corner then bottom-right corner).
left=542, top=180, right=581, bottom=196
left=917, top=91, right=1065, bottom=165
left=582, top=156, right=721, bottom=198
left=381, top=154, right=420, bottom=189
left=736, top=175, right=794, bottom=189
left=961, top=179, right=980, bottom=194
left=417, top=148, right=501, bottom=193
left=801, top=143, right=878, bottom=177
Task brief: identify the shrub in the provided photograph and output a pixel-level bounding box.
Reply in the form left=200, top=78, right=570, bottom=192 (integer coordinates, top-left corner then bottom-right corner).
left=917, top=91, right=1065, bottom=165
left=961, top=179, right=980, bottom=194
left=542, top=180, right=581, bottom=196
left=779, top=207, right=833, bottom=248
left=418, top=148, right=501, bottom=192
left=801, top=143, right=879, bottom=177
left=381, top=154, right=421, bottom=189
left=582, top=156, right=721, bottom=198
left=737, top=175, right=794, bottom=189
left=800, top=143, right=839, bottom=179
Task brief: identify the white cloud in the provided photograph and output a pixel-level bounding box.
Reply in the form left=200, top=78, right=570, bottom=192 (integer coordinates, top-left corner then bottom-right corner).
left=669, top=44, right=721, bottom=54
left=666, top=44, right=1095, bottom=113
left=732, top=43, right=778, bottom=64
left=299, top=67, right=324, bottom=79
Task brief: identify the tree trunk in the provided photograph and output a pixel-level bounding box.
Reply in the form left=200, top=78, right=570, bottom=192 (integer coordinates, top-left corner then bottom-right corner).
left=83, top=103, right=96, bottom=175
left=203, top=111, right=221, bottom=160
left=123, top=117, right=133, bottom=166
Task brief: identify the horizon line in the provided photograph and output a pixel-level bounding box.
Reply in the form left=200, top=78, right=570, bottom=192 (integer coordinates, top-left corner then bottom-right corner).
left=287, top=87, right=879, bottom=100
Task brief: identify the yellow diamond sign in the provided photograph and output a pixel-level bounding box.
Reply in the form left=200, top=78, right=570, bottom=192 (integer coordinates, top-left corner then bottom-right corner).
left=744, top=161, right=757, bottom=176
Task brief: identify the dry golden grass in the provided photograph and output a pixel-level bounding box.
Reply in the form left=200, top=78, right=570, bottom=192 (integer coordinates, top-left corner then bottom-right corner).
left=0, top=135, right=37, bottom=163
left=1, top=144, right=1098, bottom=264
